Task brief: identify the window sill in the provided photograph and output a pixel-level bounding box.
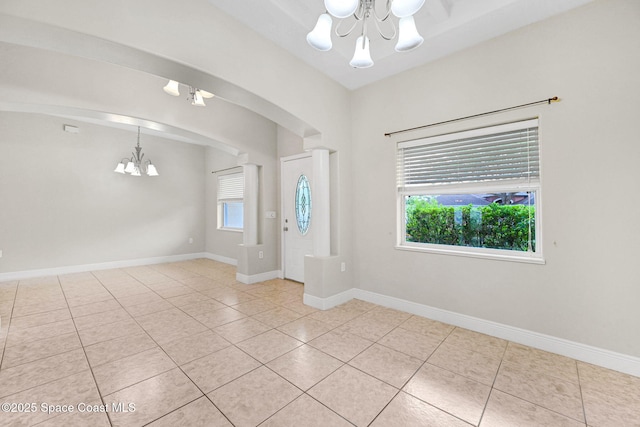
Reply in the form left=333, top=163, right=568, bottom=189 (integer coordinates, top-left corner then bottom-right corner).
left=395, top=244, right=545, bottom=265
left=218, top=227, right=243, bottom=233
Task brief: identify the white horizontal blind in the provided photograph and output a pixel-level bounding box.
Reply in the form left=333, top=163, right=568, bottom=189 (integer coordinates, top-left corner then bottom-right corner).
left=218, top=172, right=244, bottom=200
left=397, top=119, right=539, bottom=189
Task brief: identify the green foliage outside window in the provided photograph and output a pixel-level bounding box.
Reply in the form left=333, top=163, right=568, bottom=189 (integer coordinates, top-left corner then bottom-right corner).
left=405, top=197, right=535, bottom=252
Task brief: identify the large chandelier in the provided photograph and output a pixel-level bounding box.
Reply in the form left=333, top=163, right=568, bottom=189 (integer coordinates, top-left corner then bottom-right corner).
left=114, top=127, right=159, bottom=177
left=307, top=0, right=425, bottom=68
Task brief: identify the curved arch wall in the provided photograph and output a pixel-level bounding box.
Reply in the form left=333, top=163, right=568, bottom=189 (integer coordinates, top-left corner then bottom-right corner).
left=0, top=0, right=353, bottom=297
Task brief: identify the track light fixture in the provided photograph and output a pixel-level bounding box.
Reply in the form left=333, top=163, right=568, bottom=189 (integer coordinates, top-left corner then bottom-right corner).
left=162, top=80, right=214, bottom=107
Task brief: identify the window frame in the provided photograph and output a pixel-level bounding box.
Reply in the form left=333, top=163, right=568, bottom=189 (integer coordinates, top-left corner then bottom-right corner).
left=217, top=171, right=244, bottom=232
left=396, top=119, right=544, bottom=264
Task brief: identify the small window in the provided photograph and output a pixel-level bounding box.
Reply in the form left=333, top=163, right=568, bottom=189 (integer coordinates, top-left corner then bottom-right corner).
left=217, top=172, right=244, bottom=231
left=397, top=119, right=542, bottom=262
left=295, top=174, right=312, bottom=235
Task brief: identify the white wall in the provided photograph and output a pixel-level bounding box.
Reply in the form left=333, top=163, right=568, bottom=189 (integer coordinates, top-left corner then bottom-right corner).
left=0, top=112, right=206, bottom=272
left=351, top=0, right=640, bottom=357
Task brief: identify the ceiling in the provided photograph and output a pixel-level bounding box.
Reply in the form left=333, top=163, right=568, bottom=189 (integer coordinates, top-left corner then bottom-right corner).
left=208, top=0, right=594, bottom=90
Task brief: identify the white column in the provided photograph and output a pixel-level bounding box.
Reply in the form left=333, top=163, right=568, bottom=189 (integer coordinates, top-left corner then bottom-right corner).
left=242, top=163, right=259, bottom=246
left=312, top=148, right=330, bottom=257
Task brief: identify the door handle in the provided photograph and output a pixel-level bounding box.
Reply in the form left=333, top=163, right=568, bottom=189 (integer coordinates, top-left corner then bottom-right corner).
left=283, top=227, right=289, bottom=232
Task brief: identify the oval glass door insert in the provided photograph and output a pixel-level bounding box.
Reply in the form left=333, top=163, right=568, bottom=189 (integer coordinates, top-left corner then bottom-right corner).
left=295, top=174, right=312, bottom=235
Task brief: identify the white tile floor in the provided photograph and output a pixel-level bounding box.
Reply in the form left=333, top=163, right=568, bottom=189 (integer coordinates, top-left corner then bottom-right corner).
left=0, top=259, right=639, bottom=426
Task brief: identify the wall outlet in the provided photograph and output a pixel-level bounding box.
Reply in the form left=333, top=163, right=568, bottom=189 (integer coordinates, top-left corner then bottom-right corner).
left=258, top=251, right=264, bottom=259
left=0, top=250, right=3, bottom=258
left=188, top=237, right=193, bottom=244
left=341, top=262, right=346, bottom=272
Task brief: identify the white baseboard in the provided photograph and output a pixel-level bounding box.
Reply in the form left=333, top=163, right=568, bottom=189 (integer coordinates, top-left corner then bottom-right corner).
left=236, top=270, right=281, bottom=285
left=0, top=252, right=212, bottom=282
left=201, top=252, right=237, bottom=266
left=304, top=288, right=355, bottom=310
left=306, top=287, right=640, bottom=378
left=3, top=253, right=638, bottom=377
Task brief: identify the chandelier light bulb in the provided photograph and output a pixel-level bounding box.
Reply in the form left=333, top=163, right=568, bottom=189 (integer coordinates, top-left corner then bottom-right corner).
left=114, top=162, right=126, bottom=174
left=391, top=0, right=426, bottom=18
left=307, top=13, right=333, bottom=51
left=147, top=164, right=159, bottom=176
left=124, top=161, right=136, bottom=174
left=349, top=36, right=374, bottom=68
left=395, top=16, right=424, bottom=52
left=192, top=90, right=206, bottom=107
left=163, top=80, right=180, bottom=96
left=324, top=0, right=359, bottom=19
left=131, top=167, right=142, bottom=177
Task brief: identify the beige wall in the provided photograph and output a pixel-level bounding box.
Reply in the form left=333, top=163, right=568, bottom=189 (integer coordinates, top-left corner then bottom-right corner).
left=350, top=0, right=640, bottom=357
left=0, top=113, right=206, bottom=272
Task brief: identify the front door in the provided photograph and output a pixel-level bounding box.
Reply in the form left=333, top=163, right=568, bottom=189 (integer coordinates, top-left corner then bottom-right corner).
left=282, top=155, right=313, bottom=282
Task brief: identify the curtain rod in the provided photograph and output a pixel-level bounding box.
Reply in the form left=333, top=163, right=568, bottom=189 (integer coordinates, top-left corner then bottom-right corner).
left=384, top=96, right=559, bottom=137
left=211, top=166, right=242, bottom=174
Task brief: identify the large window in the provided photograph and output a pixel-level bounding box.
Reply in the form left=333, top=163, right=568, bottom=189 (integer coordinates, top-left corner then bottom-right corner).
left=397, top=119, right=542, bottom=263
left=217, top=171, right=244, bottom=231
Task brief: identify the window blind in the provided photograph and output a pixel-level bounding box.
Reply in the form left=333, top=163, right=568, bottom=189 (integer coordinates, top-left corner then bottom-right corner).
left=218, top=172, right=244, bottom=200
left=397, top=119, right=539, bottom=189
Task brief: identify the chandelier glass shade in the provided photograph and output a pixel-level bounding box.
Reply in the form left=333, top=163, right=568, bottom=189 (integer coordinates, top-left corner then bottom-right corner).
left=307, top=0, right=425, bottom=68
left=162, top=80, right=213, bottom=107
left=114, top=127, right=159, bottom=177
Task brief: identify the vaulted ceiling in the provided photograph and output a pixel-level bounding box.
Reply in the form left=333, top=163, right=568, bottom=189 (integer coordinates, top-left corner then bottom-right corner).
left=208, top=0, right=594, bottom=89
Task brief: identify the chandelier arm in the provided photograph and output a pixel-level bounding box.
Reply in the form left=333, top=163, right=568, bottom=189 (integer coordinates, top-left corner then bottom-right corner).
left=133, top=145, right=144, bottom=162
left=373, top=14, right=396, bottom=40
left=335, top=18, right=360, bottom=38
left=355, top=1, right=367, bottom=20
left=372, top=0, right=393, bottom=22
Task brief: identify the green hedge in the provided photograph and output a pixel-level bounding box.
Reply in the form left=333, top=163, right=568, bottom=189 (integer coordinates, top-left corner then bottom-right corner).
left=405, top=198, right=535, bottom=252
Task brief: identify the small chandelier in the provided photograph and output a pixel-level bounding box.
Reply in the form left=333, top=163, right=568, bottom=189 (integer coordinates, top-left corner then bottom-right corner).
left=114, top=127, right=159, bottom=177
left=163, top=80, right=214, bottom=107
left=307, top=0, right=425, bottom=68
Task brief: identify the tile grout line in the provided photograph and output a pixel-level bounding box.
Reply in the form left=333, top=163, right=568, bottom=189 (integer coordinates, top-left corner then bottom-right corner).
left=476, top=342, right=588, bottom=425
left=575, top=360, right=589, bottom=426
left=0, top=279, right=19, bottom=372
left=370, top=323, right=476, bottom=426
left=100, top=265, right=253, bottom=426
left=0, top=275, right=111, bottom=426
left=87, top=266, right=209, bottom=425
left=140, top=264, right=253, bottom=427
left=158, top=273, right=327, bottom=426
left=3, top=262, right=623, bottom=426
left=63, top=271, right=115, bottom=427
left=475, top=332, right=510, bottom=426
